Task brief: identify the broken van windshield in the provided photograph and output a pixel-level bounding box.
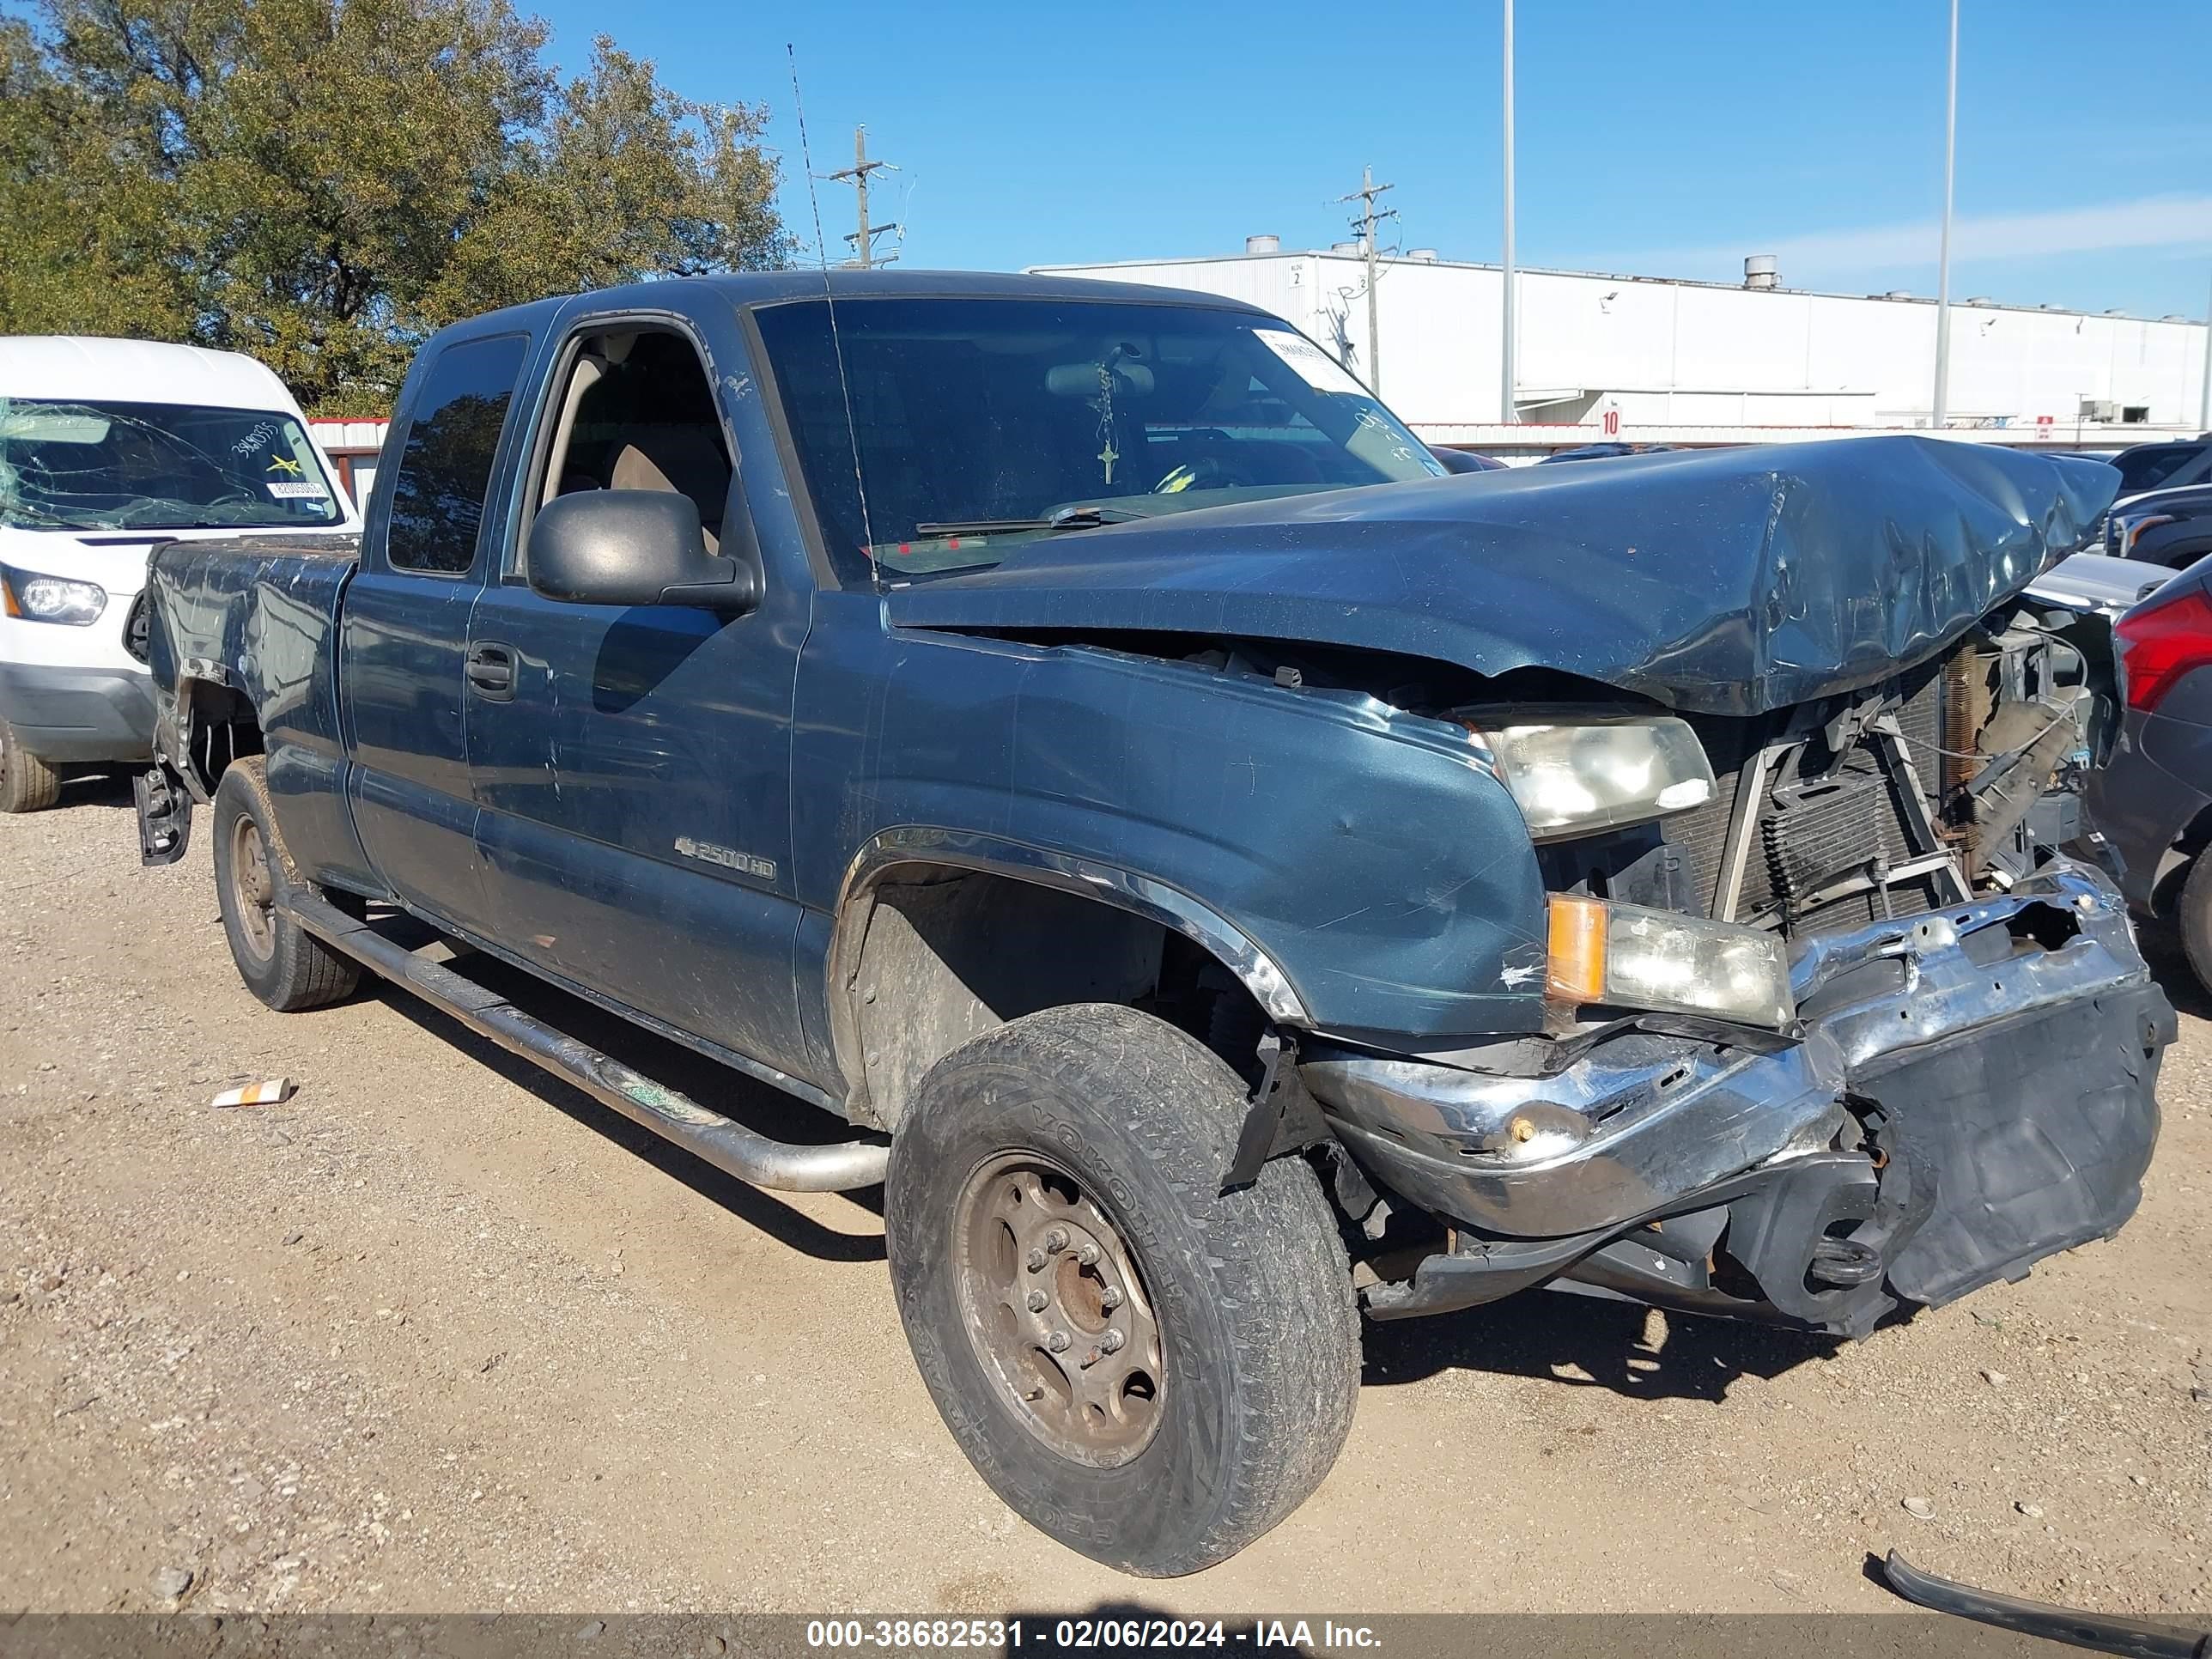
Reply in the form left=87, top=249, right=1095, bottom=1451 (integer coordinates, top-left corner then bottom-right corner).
left=0, top=398, right=344, bottom=532
left=751, top=295, right=1444, bottom=582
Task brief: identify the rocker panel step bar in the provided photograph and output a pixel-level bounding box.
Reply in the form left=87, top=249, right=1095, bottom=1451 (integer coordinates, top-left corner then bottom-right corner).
left=284, top=891, right=890, bottom=1194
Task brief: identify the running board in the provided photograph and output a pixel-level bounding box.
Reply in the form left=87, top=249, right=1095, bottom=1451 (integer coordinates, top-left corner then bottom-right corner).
left=285, top=891, right=889, bottom=1194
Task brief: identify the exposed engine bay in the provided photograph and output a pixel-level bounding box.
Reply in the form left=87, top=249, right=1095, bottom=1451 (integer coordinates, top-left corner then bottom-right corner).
left=1563, top=599, right=2117, bottom=942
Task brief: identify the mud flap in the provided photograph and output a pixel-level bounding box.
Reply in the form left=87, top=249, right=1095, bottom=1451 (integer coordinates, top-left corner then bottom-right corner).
left=133, top=764, right=193, bottom=866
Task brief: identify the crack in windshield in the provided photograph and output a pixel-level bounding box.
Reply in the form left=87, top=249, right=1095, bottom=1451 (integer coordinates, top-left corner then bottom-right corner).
left=0, top=398, right=346, bottom=532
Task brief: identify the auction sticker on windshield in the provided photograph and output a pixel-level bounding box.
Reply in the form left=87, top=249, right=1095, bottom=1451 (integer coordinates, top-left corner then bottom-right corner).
left=1251, top=328, right=1368, bottom=397
left=267, top=481, right=328, bottom=499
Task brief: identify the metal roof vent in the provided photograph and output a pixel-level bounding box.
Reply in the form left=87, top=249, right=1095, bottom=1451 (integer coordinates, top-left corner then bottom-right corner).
left=1883, top=290, right=1914, bottom=301
left=1965, top=296, right=1994, bottom=306
left=2162, top=314, right=2188, bottom=322
left=1245, top=234, right=1279, bottom=255
left=2102, top=308, right=2130, bottom=317
left=1329, top=240, right=1361, bottom=255
left=1407, top=248, right=1439, bottom=263
left=1743, top=254, right=1778, bottom=289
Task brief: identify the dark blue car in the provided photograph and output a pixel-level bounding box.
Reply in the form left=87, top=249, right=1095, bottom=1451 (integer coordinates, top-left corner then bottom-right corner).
left=132, top=270, right=2167, bottom=1575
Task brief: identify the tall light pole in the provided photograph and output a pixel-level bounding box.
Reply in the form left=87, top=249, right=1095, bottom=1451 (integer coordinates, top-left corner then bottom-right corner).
left=1500, top=0, right=1517, bottom=425
left=2200, top=267, right=2212, bottom=432
left=1931, top=0, right=1959, bottom=428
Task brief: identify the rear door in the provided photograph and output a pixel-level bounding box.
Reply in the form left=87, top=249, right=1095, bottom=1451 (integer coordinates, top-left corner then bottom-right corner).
left=338, top=329, right=532, bottom=936
left=464, top=303, right=813, bottom=1079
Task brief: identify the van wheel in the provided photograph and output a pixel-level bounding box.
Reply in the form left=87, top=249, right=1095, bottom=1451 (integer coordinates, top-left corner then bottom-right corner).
left=885, top=1003, right=1360, bottom=1577
left=0, top=722, right=62, bottom=812
left=211, top=758, right=360, bottom=1012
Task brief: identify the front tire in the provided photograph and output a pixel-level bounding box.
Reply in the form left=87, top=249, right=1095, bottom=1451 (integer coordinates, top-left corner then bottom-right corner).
left=885, top=1003, right=1360, bottom=1577
left=211, top=758, right=360, bottom=1012
left=0, top=721, right=62, bottom=813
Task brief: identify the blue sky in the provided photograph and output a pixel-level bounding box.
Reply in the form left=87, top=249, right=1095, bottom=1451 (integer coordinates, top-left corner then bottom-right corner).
left=532, top=0, right=2212, bottom=319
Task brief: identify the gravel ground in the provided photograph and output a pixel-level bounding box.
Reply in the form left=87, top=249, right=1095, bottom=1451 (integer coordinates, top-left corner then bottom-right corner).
left=1, top=775, right=2206, bottom=1618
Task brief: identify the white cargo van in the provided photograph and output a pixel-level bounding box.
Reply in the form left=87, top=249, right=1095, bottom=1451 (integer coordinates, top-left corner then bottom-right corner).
left=0, top=337, right=361, bottom=810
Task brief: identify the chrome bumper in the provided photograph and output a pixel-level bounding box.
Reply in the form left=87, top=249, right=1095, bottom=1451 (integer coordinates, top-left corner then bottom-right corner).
left=1307, top=864, right=2169, bottom=1328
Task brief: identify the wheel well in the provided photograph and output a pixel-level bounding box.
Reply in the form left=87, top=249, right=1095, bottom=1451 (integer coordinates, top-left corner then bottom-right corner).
left=841, top=864, right=1269, bottom=1128
left=177, top=678, right=264, bottom=798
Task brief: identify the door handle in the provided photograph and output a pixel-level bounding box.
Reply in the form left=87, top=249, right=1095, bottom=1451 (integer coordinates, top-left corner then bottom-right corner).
left=465, top=641, right=516, bottom=701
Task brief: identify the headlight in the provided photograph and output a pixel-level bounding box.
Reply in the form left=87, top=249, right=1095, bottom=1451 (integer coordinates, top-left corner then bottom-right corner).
left=1547, top=894, right=1796, bottom=1031
left=1, top=563, right=107, bottom=626
left=1465, top=713, right=1717, bottom=840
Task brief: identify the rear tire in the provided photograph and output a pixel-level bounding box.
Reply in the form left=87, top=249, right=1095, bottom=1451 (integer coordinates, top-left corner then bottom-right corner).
left=0, top=722, right=62, bottom=813
left=885, top=1003, right=1360, bottom=1576
left=2177, top=851, right=2212, bottom=1000
left=211, top=758, right=361, bottom=1012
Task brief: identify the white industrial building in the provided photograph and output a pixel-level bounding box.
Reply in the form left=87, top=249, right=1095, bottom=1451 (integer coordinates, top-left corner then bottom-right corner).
left=1036, top=242, right=2210, bottom=456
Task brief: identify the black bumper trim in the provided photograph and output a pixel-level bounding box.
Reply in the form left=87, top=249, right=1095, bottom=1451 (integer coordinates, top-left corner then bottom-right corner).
left=0, top=661, right=155, bottom=761
left=1882, top=1551, right=2209, bottom=1659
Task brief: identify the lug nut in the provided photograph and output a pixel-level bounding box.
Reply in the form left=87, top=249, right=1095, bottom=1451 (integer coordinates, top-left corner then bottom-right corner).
left=1047, top=1330, right=1071, bottom=1353
left=1100, top=1329, right=1125, bottom=1354
left=1024, top=1248, right=1048, bottom=1273
left=1074, top=1240, right=1101, bottom=1267
left=1043, top=1227, right=1069, bottom=1253
left=1098, top=1285, right=1124, bottom=1311
left=1024, top=1289, right=1048, bottom=1312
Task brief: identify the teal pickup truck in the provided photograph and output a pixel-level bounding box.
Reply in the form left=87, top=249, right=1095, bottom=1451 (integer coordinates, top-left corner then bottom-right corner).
left=135, top=269, right=2166, bottom=1574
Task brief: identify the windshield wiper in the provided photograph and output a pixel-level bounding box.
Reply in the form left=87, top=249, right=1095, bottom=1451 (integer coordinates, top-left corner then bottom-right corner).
left=912, top=505, right=1144, bottom=538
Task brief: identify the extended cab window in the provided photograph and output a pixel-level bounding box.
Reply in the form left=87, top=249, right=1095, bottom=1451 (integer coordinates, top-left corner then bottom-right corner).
left=386, top=334, right=528, bottom=574
left=751, top=296, right=1444, bottom=584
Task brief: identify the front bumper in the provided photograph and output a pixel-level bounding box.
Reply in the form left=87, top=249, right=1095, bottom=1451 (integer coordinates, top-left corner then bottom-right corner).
left=1307, top=865, right=2172, bottom=1335
left=0, top=660, right=155, bottom=763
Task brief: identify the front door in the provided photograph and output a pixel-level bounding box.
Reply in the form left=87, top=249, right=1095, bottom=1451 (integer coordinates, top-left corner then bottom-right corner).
left=465, top=308, right=811, bottom=1079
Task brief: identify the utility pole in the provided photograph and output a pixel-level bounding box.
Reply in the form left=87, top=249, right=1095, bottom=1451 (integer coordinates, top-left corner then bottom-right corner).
left=1932, top=0, right=1958, bottom=428
left=1500, top=0, right=1517, bottom=425
left=1334, top=166, right=1396, bottom=392
left=828, top=126, right=899, bottom=269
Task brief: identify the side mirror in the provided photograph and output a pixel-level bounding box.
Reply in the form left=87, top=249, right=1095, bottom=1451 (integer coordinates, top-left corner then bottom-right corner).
left=526, top=489, right=761, bottom=611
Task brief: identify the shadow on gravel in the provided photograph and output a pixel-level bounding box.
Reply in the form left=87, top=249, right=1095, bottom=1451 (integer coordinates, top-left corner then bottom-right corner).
left=52, top=766, right=138, bottom=811
left=1360, top=1284, right=1836, bottom=1402
left=365, top=947, right=887, bottom=1264
left=2133, top=917, right=2212, bottom=1022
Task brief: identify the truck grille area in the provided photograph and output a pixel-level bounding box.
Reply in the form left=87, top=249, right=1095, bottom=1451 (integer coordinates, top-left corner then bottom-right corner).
left=1667, top=657, right=1954, bottom=939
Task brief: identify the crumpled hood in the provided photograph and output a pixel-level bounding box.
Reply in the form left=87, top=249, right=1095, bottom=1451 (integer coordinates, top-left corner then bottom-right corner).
left=887, top=435, right=2118, bottom=716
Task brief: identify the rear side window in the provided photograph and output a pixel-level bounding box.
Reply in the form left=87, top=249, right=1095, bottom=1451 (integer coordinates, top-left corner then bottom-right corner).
left=385, top=334, right=528, bottom=574
left=2113, top=446, right=2198, bottom=496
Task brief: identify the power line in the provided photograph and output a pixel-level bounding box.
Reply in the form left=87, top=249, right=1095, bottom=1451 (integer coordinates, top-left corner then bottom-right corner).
left=827, top=126, right=900, bottom=269
left=1332, top=165, right=1396, bottom=392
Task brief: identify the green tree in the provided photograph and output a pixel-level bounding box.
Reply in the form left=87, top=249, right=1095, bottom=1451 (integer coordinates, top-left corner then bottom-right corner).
left=0, top=0, right=792, bottom=410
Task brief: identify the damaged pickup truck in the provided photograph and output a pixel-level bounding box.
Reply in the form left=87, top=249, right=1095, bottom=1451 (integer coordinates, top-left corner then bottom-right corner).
left=131, top=272, right=2169, bottom=1576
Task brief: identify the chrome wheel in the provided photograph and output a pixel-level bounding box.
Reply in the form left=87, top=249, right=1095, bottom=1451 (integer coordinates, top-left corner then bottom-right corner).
left=229, top=812, right=277, bottom=962
left=954, top=1151, right=1165, bottom=1467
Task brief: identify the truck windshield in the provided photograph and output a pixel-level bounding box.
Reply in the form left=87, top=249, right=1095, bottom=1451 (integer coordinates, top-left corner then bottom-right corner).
left=752, top=295, right=1445, bottom=582
left=0, top=398, right=345, bottom=532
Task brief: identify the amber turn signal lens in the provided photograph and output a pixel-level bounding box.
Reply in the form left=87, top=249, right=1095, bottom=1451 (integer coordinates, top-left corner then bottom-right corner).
left=1547, top=894, right=1608, bottom=1003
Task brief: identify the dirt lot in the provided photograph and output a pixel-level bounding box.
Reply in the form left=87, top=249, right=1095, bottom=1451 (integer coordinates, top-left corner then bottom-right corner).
left=1, top=775, right=2206, bottom=1619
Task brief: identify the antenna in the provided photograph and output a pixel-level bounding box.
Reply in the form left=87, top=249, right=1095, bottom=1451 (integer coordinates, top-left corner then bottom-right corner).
left=787, top=46, right=879, bottom=585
